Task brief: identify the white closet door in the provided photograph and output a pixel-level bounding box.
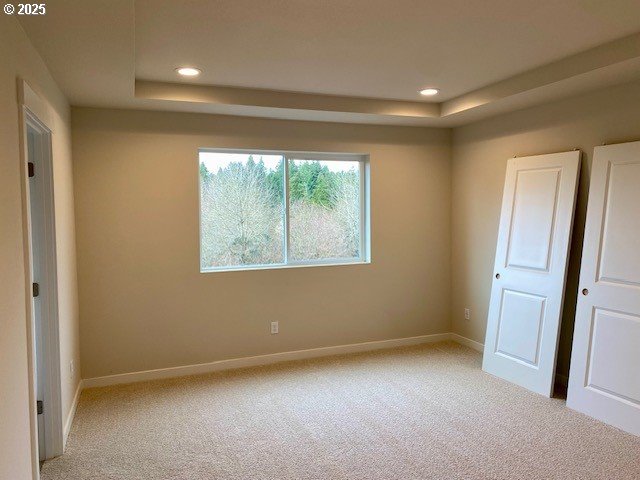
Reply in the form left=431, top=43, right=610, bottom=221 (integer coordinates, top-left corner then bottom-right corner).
left=483, top=151, right=580, bottom=396
left=567, top=141, right=640, bottom=436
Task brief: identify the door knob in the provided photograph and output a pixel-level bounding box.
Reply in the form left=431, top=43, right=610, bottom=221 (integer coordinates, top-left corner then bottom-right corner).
left=582, top=288, right=589, bottom=296
left=495, top=273, right=501, bottom=279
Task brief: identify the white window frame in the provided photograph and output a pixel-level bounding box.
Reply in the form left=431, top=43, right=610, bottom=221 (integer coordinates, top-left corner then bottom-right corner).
left=198, top=148, right=370, bottom=273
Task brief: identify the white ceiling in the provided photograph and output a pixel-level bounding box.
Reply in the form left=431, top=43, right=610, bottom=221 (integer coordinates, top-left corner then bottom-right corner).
left=18, top=0, right=640, bottom=126
left=135, top=0, right=640, bottom=101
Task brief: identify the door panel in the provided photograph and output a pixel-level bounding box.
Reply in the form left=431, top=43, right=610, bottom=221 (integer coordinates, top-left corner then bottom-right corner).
left=587, top=309, right=640, bottom=405
left=495, top=290, right=546, bottom=366
left=506, top=168, right=560, bottom=271
left=567, top=141, right=640, bottom=436
left=597, top=161, right=640, bottom=286
left=483, top=151, right=580, bottom=397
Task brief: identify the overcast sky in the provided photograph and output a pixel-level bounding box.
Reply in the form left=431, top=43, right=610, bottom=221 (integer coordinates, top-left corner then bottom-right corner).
left=199, top=151, right=357, bottom=173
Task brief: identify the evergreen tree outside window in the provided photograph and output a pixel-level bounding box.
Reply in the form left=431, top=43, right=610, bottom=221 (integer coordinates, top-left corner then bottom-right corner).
left=199, top=150, right=369, bottom=271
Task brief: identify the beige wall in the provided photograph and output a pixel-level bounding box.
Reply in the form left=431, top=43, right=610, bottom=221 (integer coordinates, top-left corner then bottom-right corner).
left=51, top=100, right=82, bottom=441
left=0, top=16, right=80, bottom=478
left=451, top=79, right=640, bottom=378
left=72, top=108, right=452, bottom=379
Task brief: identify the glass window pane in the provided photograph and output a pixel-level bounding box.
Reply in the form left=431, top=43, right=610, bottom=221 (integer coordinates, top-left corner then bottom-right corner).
left=288, top=159, right=361, bottom=261
left=199, top=152, right=285, bottom=269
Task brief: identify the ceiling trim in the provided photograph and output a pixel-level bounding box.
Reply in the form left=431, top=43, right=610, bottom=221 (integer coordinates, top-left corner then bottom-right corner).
left=441, top=32, right=640, bottom=117
left=135, top=81, right=441, bottom=119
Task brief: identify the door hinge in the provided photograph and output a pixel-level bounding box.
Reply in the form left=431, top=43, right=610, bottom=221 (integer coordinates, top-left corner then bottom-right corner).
left=28, top=162, right=35, bottom=178
left=33, top=283, right=40, bottom=298
left=37, top=400, right=43, bottom=415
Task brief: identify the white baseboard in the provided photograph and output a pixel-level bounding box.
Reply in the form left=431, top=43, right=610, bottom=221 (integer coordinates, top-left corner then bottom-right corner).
left=449, top=333, right=484, bottom=352
left=83, top=333, right=451, bottom=388
left=63, top=380, right=83, bottom=449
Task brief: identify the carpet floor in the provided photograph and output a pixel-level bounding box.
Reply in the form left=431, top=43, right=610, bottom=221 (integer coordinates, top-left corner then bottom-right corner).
left=42, top=341, right=640, bottom=479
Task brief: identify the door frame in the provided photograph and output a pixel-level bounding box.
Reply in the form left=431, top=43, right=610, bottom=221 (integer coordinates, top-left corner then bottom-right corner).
left=18, top=80, right=64, bottom=473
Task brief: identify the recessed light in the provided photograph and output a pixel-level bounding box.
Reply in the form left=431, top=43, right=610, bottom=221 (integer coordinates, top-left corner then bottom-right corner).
left=176, top=67, right=201, bottom=77
left=419, top=88, right=439, bottom=96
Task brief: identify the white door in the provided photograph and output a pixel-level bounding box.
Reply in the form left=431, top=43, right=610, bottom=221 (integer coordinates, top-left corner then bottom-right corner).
left=483, top=151, right=580, bottom=396
left=27, top=124, right=48, bottom=462
left=567, top=141, right=640, bottom=436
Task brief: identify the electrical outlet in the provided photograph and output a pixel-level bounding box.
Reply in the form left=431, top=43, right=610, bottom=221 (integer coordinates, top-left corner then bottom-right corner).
left=270, top=321, right=279, bottom=334
left=464, top=308, right=470, bottom=321
left=70, top=360, right=75, bottom=377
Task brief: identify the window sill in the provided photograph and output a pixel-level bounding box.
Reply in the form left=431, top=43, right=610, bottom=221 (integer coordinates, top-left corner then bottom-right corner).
left=200, top=259, right=371, bottom=274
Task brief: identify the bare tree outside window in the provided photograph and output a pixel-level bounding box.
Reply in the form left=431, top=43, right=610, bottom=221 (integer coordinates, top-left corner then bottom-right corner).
left=200, top=153, right=284, bottom=269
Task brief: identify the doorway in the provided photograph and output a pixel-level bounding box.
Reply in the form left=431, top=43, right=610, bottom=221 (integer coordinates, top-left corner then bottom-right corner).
left=23, top=107, right=64, bottom=466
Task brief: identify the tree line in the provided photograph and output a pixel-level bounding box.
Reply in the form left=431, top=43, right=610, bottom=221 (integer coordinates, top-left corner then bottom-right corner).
left=200, top=156, right=360, bottom=268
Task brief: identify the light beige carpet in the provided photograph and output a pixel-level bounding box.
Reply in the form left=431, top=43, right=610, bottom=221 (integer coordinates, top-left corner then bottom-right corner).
left=42, top=342, right=640, bottom=479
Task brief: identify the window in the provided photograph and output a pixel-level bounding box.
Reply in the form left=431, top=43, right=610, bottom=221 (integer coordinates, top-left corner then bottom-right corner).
left=199, top=149, right=369, bottom=272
